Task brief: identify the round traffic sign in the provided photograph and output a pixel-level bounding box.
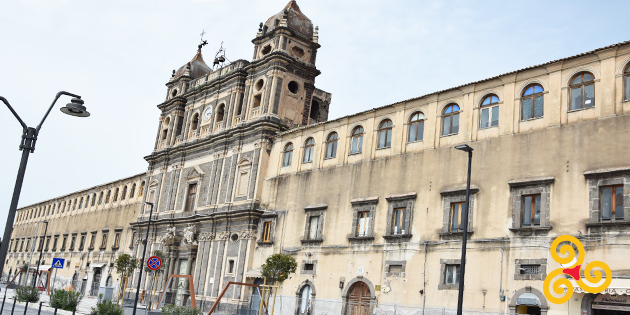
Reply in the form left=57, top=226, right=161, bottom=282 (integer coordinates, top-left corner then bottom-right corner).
left=147, top=256, right=162, bottom=271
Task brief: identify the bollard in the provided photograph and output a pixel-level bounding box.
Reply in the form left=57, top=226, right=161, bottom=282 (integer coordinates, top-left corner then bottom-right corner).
left=10, top=297, right=17, bottom=315
left=1, top=293, right=7, bottom=314
left=24, top=300, right=29, bottom=315
left=54, top=307, right=58, bottom=315
left=38, top=301, right=43, bottom=315
left=72, top=306, right=76, bottom=315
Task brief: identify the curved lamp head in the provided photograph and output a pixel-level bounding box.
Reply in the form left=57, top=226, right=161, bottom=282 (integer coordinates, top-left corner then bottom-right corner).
left=60, top=98, right=90, bottom=117
left=455, top=144, right=473, bottom=153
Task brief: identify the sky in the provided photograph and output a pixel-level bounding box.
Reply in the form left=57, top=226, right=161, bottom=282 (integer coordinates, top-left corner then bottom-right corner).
left=0, top=0, right=628, bottom=236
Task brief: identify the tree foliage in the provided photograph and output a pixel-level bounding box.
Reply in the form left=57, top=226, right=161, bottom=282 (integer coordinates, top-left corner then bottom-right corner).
left=50, top=289, right=83, bottom=311
left=261, top=253, right=297, bottom=284
left=114, top=254, right=139, bottom=277
left=15, top=286, right=40, bottom=303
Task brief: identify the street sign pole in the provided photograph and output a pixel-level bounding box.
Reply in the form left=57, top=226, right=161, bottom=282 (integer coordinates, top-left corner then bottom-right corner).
left=53, top=268, right=57, bottom=290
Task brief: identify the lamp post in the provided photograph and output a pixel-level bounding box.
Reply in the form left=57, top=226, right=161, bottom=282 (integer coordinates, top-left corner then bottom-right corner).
left=32, top=221, right=48, bottom=288
left=133, top=202, right=154, bottom=315
left=0, top=92, right=89, bottom=278
left=454, top=144, right=473, bottom=315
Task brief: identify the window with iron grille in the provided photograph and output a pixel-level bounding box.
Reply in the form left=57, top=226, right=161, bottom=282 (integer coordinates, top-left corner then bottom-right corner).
left=520, top=264, right=541, bottom=275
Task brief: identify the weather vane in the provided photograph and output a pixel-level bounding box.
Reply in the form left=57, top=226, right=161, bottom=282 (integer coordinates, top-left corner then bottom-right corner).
left=198, top=29, right=208, bottom=51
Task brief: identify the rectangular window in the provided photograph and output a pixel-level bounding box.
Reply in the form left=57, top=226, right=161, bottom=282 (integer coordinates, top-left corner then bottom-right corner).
left=52, top=236, right=59, bottom=251
left=262, top=222, right=272, bottom=242
left=351, top=134, right=363, bottom=154
left=185, top=183, right=197, bottom=212
left=45, top=237, right=50, bottom=251
left=89, top=234, right=96, bottom=250
left=308, top=216, right=319, bottom=240
left=228, top=260, right=235, bottom=274
left=38, top=237, right=44, bottom=251
left=601, top=185, right=624, bottom=221
left=522, top=194, right=541, bottom=227
left=389, top=264, right=403, bottom=274
left=79, top=235, right=86, bottom=251
left=357, top=211, right=370, bottom=237
left=69, top=235, right=76, bottom=251
left=450, top=202, right=464, bottom=232
left=520, top=264, right=541, bottom=275
left=393, top=208, right=406, bottom=235
left=480, top=106, right=499, bottom=128
left=113, top=233, right=121, bottom=248
left=445, top=264, right=461, bottom=285
left=61, top=235, right=67, bottom=251
left=26, top=238, right=31, bottom=252
left=101, top=233, right=108, bottom=249
left=304, top=263, right=314, bottom=271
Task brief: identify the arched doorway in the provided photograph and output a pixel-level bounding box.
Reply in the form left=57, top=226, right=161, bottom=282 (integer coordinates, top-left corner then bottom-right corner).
left=250, top=278, right=264, bottom=315
left=90, top=268, right=102, bottom=296
left=106, top=275, right=113, bottom=287
left=347, top=282, right=371, bottom=315
left=509, top=286, right=548, bottom=315
left=298, top=284, right=312, bottom=315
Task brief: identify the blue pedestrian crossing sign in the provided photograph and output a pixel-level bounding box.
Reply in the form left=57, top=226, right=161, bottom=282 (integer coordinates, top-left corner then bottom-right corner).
left=52, top=258, right=65, bottom=269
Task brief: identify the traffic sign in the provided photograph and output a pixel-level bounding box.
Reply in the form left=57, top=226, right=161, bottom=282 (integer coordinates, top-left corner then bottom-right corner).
left=147, top=256, right=162, bottom=271
left=52, top=258, right=65, bottom=269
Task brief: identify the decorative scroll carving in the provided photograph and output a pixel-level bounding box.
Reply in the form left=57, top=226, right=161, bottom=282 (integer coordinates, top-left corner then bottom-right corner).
left=217, top=232, right=230, bottom=240
left=198, top=232, right=215, bottom=241
left=240, top=230, right=257, bottom=240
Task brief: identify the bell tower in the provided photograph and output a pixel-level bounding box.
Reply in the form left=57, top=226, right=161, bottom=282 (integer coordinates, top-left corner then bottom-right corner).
left=247, top=0, right=330, bottom=127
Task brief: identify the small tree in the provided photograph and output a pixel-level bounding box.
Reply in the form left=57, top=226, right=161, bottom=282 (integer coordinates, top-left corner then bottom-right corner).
left=114, top=254, right=139, bottom=304
left=261, top=253, right=297, bottom=284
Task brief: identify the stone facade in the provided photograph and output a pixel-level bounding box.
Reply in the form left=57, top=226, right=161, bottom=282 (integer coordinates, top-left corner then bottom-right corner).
left=5, top=2, right=630, bottom=315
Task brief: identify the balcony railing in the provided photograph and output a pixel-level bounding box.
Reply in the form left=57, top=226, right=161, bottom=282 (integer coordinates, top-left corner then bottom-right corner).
left=250, top=107, right=261, bottom=119
left=214, top=121, right=223, bottom=132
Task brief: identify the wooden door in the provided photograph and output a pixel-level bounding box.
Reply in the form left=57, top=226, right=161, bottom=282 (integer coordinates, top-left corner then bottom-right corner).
left=347, top=282, right=371, bottom=315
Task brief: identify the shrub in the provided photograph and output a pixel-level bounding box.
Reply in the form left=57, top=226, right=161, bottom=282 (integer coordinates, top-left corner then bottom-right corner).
left=50, top=289, right=83, bottom=311
left=161, top=304, right=203, bottom=315
left=90, top=296, right=123, bottom=315
left=15, top=286, right=40, bottom=303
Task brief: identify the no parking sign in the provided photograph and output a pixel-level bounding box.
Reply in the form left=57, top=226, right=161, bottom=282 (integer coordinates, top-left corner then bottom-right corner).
left=147, top=256, right=162, bottom=271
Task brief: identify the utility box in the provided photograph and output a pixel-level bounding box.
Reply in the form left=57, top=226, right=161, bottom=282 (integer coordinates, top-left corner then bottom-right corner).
left=98, top=287, right=114, bottom=301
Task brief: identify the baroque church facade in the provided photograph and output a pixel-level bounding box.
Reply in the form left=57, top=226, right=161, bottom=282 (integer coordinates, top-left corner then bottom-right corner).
left=6, top=2, right=630, bottom=315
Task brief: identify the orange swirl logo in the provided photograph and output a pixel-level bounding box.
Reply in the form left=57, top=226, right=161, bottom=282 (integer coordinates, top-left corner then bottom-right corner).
left=543, top=235, right=612, bottom=304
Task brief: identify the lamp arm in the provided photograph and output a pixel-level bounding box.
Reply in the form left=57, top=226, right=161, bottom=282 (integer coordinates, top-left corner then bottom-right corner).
left=36, top=91, right=82, bottom=132
left=0, top=96, right=28, bottom=129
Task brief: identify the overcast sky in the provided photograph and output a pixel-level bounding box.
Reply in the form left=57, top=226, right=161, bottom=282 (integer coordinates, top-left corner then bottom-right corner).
left=0, top=0, right=628, bottom=235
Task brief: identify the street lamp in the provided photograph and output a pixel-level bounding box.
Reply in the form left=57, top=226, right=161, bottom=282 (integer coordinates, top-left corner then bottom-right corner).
left=0, top=92, right=89, bottom=278
left=32, top=221, right=48, bottom=288
left=454, top=144, right=473, bottom=315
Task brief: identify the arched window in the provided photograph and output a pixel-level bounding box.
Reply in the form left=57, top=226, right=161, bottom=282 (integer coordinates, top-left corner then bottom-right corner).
left=625, top=64, right=630, bottom=101
left=442, top=104, right=460, bottom=136
left=62, top=202, right=66, bottom=213
left=130, top=184, right=136, bottom=198
left=85, top=196, right=90, bottom=208
left=282, top=143, right=294, bottom=167
left=480, top=95, right=500, bottom=128
left=98, top=192, right=103, bottom=205
left=569, top=72, right=595, bottom=110
left=91, top=194, right=96, bottom=206
left=303, top=138, right=315, bottom=163
left=350, top=126, right=364, bottom=154
left=216, top=105, right=225, bottom=122
left=78, top=198, right=83, bottom=209
left=139, top=181, right=145, bottom=197
left=191, top=113, right=199, bottom=131
left=377, top=119, right=393, bottom=148
left=325, top=132, right=338, bottom=159
left=298, top=285, right=312, bottom=315
left=113, top=188, right=119, bottom=202
left=121, top=186, right=127, bottom=200
left=522, top=84, right=544, bottom=120
left=408, top=112, right=425, bottom=142
left=73, top=199, right=77, bottom=210
left=310, top=100, right=320, bottom=121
